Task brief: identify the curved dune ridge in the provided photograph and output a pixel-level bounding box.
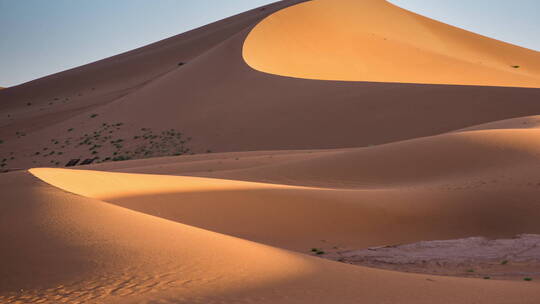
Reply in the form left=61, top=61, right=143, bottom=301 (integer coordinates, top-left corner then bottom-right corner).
left=243, top=0, right=540, bottom=87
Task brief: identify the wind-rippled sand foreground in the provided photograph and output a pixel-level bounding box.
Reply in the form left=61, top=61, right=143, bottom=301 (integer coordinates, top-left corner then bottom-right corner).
left=1, top=0, right=540, bottom=303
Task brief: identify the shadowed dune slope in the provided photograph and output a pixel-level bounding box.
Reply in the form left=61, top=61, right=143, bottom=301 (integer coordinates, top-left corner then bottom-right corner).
left=244, top=0, right=540, bottom=87
left=1, top=170, right=537, bottom=303
left=458, top=115, right=540, bottom=132
left=0, top=0, right=306, bottom=112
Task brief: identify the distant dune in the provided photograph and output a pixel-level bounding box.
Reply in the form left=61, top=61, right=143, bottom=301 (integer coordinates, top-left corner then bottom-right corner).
left=1, top=0, right=540, bottom=303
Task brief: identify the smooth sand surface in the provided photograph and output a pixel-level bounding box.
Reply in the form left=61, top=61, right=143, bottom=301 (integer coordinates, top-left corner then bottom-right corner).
left=244, top=0, right=540, bottom=87
left=2, top=0, right=540, bottom=302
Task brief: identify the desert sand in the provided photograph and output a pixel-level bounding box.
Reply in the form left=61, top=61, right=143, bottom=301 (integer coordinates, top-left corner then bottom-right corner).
left=1, top=0, right=540, bottom=303
left=244, top=0, right=540, bottom=87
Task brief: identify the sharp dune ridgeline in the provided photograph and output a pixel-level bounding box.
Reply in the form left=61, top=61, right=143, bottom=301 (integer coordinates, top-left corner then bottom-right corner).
left=244, top=0, right=540, bottom=87
left=1, top=0, right=540, bottom=303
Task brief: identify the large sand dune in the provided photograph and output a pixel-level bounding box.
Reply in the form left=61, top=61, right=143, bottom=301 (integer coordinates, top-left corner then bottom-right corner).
left=2, top=0, right=540, bottom=302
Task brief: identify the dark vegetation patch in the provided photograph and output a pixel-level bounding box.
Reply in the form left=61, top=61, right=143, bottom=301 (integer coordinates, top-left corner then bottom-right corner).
left=0, top=122, right=195, bottom=171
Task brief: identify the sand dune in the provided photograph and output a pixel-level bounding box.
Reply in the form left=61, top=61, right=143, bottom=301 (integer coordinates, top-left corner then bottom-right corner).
left=0, top=171, right=315, bottom=303
left=28, top=125, right=540, bottom=252
left=458, top=115, right=540, bottom=132
left=2, top=0, right=540, bottom=302
left=2, top=0, right=540, bottom=171
left=85, top=126, right=540, bottom=189
left=244, top=0, right=540, bottom=87
left=2, top=168, right=532, bottom=303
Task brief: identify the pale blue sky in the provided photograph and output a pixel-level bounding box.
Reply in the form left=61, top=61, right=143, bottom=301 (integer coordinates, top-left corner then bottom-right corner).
left=389, top=0, right=540, bottom=51
left=1, top=0, right=539, bottom=87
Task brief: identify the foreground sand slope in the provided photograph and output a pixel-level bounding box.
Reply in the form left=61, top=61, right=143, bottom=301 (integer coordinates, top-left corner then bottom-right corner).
left=244, top=0, right=540, bottom=87
left=0, top=170, right=535, bottom=303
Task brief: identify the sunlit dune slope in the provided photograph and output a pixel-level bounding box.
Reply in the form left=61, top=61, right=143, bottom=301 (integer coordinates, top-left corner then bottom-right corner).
left=243, top=0, right=540, bottom=87
left=193, top=129, right=540, bottom=188
left=3, top=171, right=538, bottom=303
left=0, top=171, right=309, bottom=303
left=85, top=125, right=540, bottom=189
left=30, top=134, right=540, bottom=252
left=48, top=121, right=540, bottom=253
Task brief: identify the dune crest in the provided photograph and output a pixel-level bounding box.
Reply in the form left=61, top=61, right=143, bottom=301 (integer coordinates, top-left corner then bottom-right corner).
left=243, top=0, right=540, bottom=87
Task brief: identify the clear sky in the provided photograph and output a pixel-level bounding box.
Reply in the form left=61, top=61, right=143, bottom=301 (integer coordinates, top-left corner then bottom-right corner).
left=389, top=0, right=540, bottom=51
left=1, top=0, right=539, bottom=88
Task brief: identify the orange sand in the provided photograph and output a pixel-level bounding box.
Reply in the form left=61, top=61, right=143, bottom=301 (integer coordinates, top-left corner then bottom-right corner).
left=243, top=0, right=540, bottom=87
